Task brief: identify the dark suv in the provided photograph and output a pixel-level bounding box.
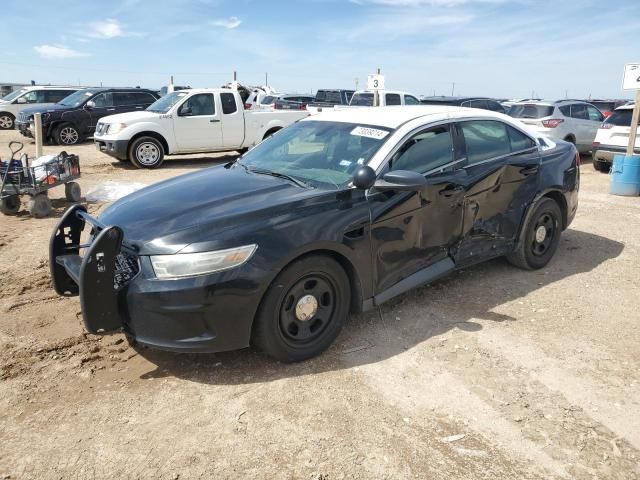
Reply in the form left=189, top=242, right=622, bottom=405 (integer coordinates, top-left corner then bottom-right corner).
left=16, top=87, right=159, bottom=145
left=420, top=96, right=506, bottom=113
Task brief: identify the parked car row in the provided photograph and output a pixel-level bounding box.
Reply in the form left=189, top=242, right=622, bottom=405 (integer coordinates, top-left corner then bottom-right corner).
left=0, top=85, right=79, bottom=130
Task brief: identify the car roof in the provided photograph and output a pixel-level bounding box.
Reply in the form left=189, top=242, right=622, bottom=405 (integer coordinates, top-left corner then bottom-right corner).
left=352, top=90, right=416, bottom=96
left=304, top=105, right=504, bottom=129
left=420, top=96, right=493, bottom=102
left=21, top=85, right=78, bottom=91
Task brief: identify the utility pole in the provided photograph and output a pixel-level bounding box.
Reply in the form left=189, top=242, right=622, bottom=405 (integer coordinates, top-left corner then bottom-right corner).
left=265, top=72, right=268, bottom=86
left=355, top=78, right=359, bottom=90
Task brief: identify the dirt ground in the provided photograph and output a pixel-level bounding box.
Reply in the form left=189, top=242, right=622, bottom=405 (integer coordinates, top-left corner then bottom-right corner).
left=0, top=128, right=639, bottom=480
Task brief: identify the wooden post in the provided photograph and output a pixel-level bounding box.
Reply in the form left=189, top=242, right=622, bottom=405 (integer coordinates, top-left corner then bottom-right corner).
left=34, top=112, right=43, bottom=158
left=374, top=67, right=381, bottom=107
left=626, top=89, right=640, bottom=156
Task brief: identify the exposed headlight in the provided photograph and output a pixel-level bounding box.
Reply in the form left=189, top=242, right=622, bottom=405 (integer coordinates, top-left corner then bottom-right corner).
left=107, top=123, right=128, bottom=134
left=150, top=244, right=257, bottom=279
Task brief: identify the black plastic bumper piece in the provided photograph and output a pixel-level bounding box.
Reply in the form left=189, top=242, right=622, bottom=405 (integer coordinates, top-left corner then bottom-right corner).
left=50, top=204, right=125, bottom=333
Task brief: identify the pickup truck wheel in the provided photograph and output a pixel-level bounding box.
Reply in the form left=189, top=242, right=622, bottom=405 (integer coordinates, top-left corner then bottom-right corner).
left=507, top=198, right=562, bottom=270
left=55, top=124, right=82, bottom=145
left=129, top=137, right=164, bottom=169
left=0, top=195, right=21, bottom=215
left=0, top=113, right=15, bottom=130
left=27, top=194, right=52, bottom=218
left=252, top=255, right=350, bottom=362
left=593, top=159, right=610, bottom=173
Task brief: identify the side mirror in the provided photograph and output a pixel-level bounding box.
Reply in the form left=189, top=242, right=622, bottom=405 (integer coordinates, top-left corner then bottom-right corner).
left=353, top=165, right=377, bottom=189
left=16, top=97, right=26, bottom=104
left=375, top=170, right=427, bottom=191
left=85, top=100, right=96, bottom=110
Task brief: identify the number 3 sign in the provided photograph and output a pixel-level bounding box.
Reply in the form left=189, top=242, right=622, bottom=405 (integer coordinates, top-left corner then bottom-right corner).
left=367, top=74, right=385, bottom=91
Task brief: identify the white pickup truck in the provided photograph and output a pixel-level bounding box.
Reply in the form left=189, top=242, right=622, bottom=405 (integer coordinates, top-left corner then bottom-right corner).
left=94, top=88, right=308, bottom=168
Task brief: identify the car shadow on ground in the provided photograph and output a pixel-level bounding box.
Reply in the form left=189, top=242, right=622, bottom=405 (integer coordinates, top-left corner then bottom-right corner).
left=107, top=154, right=239, bottom=171
left=134, top=229, right=624, bottom=385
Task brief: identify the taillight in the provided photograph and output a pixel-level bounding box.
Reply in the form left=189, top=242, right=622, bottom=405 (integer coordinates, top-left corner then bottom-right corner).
left=576, top=151, right=581, bottom=166
left=600, top=123, right=614, bottom=129
left=542, top=119, right=564, bottom=128
left=300, top=104, right=307, bottom=110
left=244, top=103, right=252, bottom=109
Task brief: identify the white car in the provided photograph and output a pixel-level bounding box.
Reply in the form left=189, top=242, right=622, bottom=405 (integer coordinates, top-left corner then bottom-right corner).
left=508, top=100, right=604, bottom=153
left=349, top=90, right=421, bottom=107
left=592, top=104, right=640, bottom=172
left=243, top=86, right=277, bottom=110
left=94, top=88, right=309, bottom=168
left=0, top=85, right=78, bottom=130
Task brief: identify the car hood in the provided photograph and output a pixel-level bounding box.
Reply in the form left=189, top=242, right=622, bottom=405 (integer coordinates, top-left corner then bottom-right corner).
left=100, top=111, right=160, bottom=124
left=98, top=164, right=323, bottom=255
left=19, top=104, right=69, bottom=115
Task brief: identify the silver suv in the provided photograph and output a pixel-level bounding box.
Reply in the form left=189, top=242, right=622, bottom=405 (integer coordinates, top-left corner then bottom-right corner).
left=0, top=86, right=78, bottom=130
left=508, top=100, right=604, bottom=153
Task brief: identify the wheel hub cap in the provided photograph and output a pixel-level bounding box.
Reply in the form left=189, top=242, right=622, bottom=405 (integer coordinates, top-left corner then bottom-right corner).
left=61, top=128, right=78, bottom=144
left=295, top=294, right=318, bottom=322
left=535, top=225, right=547, bottom=243
left=138, top=143, right=159, bottom=164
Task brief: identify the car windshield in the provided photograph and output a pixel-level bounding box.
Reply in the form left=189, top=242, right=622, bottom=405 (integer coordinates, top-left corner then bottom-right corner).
left=605, top=109, right=637, bottom=127
left=239, top=120, right=391, bottom=189
left=58, top=90, right=95, bottom=107
left=350, top=93, right=374, bottom=106
left=1, top=88, right=28, bottom=102
left=509, top=104, right=555, bottom=119
left=147, top=91, right=189, bottom=113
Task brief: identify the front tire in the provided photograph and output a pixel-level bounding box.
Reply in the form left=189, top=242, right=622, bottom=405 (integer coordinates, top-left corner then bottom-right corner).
left=129, top=136, right=164, bottom=169
left=54, top=123, right=82, bottom=145
left=252, top=255, right=351, bottom=362
left=0, top=113, right=15, bottom=130
left=507, top=198, right=562, bottom=270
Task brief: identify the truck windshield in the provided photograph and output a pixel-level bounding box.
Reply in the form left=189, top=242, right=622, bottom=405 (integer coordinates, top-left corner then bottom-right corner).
left=1, top=88, right=28, bottom=102
left=147, top=92, right=189, bottom=113
left=58, top=90, right=95, bottom=107
left=240, top=120, right=391, bottom=189
left=350, top=93, right=374, bottom=106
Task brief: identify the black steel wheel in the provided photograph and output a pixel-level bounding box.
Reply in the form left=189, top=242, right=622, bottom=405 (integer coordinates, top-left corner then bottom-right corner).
left=0, top=195, right=20, bottom=215
left=27, top=193, right=52, bottom=218
left=507, top=197, right=562, bottom=270
left=65, top=182, right=81, bottom=202
left=252, top=255, right=350, bottom=362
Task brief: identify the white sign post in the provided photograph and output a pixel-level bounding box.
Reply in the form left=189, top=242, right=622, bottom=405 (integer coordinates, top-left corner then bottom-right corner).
left=368, top=69, right=384, bottom=107
left=622, top=63, right=640, bottom=156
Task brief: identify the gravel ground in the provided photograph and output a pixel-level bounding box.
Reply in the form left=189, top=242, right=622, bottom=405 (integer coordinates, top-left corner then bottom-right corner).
left=0, top=129, right=639, bottom=480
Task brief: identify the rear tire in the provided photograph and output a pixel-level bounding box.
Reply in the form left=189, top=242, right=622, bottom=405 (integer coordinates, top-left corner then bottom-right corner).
left=27, top=193, right=52, bottom=218
left=252, top=255, right=350, bottom=362
left=507, top=198, right=562, bottom=270
left=0, top=113, right=15, bottom=130
left=129, top=136, right=164, bottom=169
left=54, top=123, right=82, bottom=146
left=65, top=182, right=82, bottom=202
left=0, top=195, right=20, bottom=215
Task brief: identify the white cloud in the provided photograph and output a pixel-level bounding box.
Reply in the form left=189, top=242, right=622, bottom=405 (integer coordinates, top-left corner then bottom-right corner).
left=33, top=44, right=90, bottom=59
left=211, top=17, right=242, bottom=29
left=88, top=19, right=124, bottom=38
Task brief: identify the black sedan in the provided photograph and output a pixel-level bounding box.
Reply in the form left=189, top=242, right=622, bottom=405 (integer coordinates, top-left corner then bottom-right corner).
left=50, top=106, right=579, bottom=362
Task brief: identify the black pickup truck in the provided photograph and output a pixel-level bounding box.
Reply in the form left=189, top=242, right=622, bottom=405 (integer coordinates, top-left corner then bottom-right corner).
left=305, top=89, right=355, bottom=113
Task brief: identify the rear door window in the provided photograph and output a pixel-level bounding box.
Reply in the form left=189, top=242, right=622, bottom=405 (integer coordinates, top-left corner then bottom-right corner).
left=570, top=104, right=588, bottom=120
left=508, top=126, right=536, bottom=151
left=114, top=92, right=136, bottom=106
left=461, top=120, right=511, bottom=164
left=586, top=105, right=604, bottom=122
left=45, top=90, right=74, bottom=103
left=220, top=92, right=237, bottom=114
left=350, top=93, right=374, bottom=106
left=385, top=93, right=401, bottom=106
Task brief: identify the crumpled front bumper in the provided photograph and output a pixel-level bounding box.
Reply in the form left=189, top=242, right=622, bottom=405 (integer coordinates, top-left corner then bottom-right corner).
left=49, top=205, right=261, bottom=353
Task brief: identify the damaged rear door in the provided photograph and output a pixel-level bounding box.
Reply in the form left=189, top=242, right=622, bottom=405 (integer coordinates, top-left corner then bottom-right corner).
left=454, top=120, right=541, bottom=265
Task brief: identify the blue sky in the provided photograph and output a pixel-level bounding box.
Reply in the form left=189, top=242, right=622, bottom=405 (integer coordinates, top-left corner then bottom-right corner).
left=2, top=0, right=639, bottom=99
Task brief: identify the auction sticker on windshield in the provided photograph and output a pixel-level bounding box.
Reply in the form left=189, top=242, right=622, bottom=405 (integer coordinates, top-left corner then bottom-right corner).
left=350, top=126, right=389, bottom=140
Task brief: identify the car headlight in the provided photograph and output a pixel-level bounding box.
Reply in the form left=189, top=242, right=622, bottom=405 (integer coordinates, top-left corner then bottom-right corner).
left=107, top=123, right=128, bottom=134
left=150, top=244, right=257, bottom=279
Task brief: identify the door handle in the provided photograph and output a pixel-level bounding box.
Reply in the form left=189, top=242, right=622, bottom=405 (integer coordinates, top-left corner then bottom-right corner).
left=519, top=166, right=539, bottom=175
left=210, top=119, right=220, bottom=123
left=439, top=185, right=464, bottom=197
